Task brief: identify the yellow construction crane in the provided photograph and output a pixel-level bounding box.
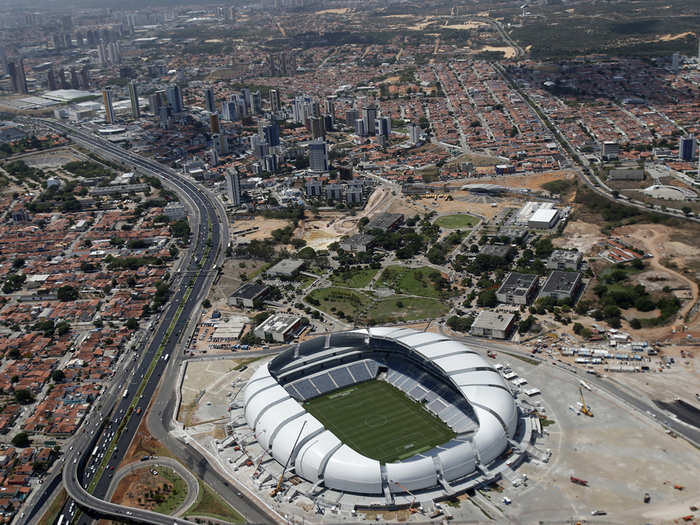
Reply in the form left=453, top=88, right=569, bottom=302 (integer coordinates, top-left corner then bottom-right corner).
left=271, top=421, right=307, bottom=497
left=391, top=480, right=419, bottom=513
left=579, top=387, right=594, bottom=417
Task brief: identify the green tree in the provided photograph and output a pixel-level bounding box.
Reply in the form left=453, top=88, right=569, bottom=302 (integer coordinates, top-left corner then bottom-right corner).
left=125, top=318, right=139, bottom=330
left=11, top=432, right=30, bottom=448
left=56, top=285, right=79, bottom=301
left=14, top=389, right=35, bottom=405
left=51, top=369, right=65, bottom=382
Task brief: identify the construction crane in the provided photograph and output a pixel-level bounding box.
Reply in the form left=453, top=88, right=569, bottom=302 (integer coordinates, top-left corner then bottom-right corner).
left=390, top=480, right=419, bottom=513
left=271, top=421, right=307, bottom=497
left=579, top=387, right=594, bottom=417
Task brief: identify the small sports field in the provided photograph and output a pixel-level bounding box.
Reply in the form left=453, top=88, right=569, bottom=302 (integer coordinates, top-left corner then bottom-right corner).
left=304, top=380, right=455, bottom=463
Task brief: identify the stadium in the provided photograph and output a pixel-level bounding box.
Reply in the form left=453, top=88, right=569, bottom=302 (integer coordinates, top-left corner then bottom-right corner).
left=240, top=327, right=533, bottom=505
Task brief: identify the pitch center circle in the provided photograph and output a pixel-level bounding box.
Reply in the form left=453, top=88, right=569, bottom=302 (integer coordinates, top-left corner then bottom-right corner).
left=365, top=415, right=389, bottom=427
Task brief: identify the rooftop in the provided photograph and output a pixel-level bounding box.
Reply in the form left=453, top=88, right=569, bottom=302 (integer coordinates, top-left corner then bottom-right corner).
left=471, top=311, right=516, bottom=331
left=541, top=271, right=581, bottom=294
left=231, top=282, right=269, bottom=300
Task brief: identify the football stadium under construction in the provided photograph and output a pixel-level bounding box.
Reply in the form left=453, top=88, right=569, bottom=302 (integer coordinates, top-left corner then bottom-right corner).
left=235, top=327, right=536, bottom=508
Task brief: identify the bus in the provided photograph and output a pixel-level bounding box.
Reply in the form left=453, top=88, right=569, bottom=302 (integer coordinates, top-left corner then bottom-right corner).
left=122, top=388, right=128, bottom=398
left=57, top=516, right=64, bottom=525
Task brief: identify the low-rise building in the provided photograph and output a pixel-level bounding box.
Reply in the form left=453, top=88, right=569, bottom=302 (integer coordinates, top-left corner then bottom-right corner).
left=366, top=212, right=404, bottom=232
left=496, top=272, right=539, bottom=305
left=546, top=250, right=582, bottom=271
left=163, top=202, right=186, bottom=221
left=528, top=208, right=559, bottom=229
left=340, top=233, right=375, bottom=252
left=266, top=259, right=305, bottom=278
left=470, top=311, right=516, bottom=339
left=254, top=314, right=306, bottom=343
left=539, top=271, right=583, bottom=302
left=228, top=283, right=270, bottom=308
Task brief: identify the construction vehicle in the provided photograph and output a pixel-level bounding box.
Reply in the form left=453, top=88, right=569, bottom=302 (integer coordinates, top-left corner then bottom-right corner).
left=578, top=387, right=594, bottom=417
left=270, top=421, right=307, bottom=497
left=674, top=484, right=685, bottom=491
left=391, top=480, right=419, bottom=513
left=570, top=476, right=588, bottom=486
left=643, top=492, right=651, bottom=503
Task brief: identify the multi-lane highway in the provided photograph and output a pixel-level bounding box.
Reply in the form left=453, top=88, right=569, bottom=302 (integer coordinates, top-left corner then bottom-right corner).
left=26, top=119, right=242, bottom=525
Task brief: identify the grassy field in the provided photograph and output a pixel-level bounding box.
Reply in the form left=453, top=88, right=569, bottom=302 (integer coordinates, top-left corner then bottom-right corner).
left=38, top=488, right=68, bottom=525
left=377, top=266, right=447, bottom=299
left=304, top=380, right=455, bottom=463
left=434, top=214, right=479, bottom=229
left=185, top=479, right=245, bottom=523
left=368, top=296, right=448, bottom=324
left=306, top=287, right=372, bottom=320
left=153, top=467, right=188, bottom=515
left=330, top=267, right=378, bottom=288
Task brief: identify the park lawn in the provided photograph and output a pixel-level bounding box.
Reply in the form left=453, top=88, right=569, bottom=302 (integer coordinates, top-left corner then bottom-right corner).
left=330, top=267, right=379, bottom=288
left=185, top=480, right=245, bottom=523
left=368, top=296, right=449, bottom=324
left=377, top=266, right=446, bottom=298
left=304, top=380, right=455, bottom=463
left=434, top=214, right=479, bottom=229
left=306, top=287, right=372, bottom=321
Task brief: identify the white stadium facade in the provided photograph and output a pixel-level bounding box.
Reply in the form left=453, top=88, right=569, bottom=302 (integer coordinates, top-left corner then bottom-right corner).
left=241, top=327, right=533, bottom=503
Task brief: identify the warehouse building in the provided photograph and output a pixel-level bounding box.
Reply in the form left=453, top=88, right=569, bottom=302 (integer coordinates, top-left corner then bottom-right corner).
left=546, top=250, right=582, bottom=271
left=228, top=283, right=270, bottom=308
left=538, top=271, right=583, bottom=302
left=496, top=272, right=539, bottom=305
left=366, top=212, right=404, bottom=232
left=470, top=311, right=516, bottom=339
left=254, top=314, right=306, bottom=343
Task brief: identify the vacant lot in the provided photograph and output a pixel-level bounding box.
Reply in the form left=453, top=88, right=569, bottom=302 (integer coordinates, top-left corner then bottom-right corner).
left=434, top=213, right=479, bottom=229
left=304, top=380, right=455, bottom=463
left=111, top=467, right=186, bottom=514
left=307, top=287, right=371, bottom=321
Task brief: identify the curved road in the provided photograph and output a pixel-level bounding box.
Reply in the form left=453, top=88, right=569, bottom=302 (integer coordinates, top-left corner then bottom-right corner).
left=105, top=458, right=199, bottom=517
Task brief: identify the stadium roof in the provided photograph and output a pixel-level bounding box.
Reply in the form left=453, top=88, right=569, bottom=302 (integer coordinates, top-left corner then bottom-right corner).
left=242, top=327, right=518, bottom=496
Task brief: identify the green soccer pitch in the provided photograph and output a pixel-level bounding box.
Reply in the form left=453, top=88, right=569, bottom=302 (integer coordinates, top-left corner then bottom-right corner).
left=303, top=380, right=456, bottom=463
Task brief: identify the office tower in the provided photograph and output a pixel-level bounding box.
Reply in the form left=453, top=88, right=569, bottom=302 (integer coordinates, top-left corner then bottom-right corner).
left=325, top=95, right=336, bottom=118
left=107, top=42, right=121, bottom=65
left=52, top=34, right=63, bottom=50
left=251, top=91, right=262, bottom=114
left=234, top=93, right=248, bottom=118
left=354, top=118, right=365, bottom=137
left=128, top=81, right=140, bottom=119
left=209, top=112, right=220, bottom=134
left=601, top=141, right=619, bottom=161
left=241, top=88, right=251, bottom=113
left=378, top=116, right=391, bottom=138
left=679, top=135, right=697, bottom=162
left=61, top=15, right=72, bottom=30
left=262, top=121, right=280, bottom=147
left=270, top=89, right=280, bottom=113
left=310, top=116, right=324, bottom=139
left=227, top=168, right=241, bottom=206
left=204, top=86, right=216, bottom=113
left=47, top=69, right=58, bottom=91
left=408, top=123, right=421, bottom=145
left=70, top=67, right=80, bottom=89
left=166, top=84, right=183, bottom=113
left=159, top=105, right=171, bottom=129
left=309, top=139, right=329, bottom=172
left=219, top=133, right=229, bottom=155
left=345, top=109, right=358, bottom=125
left=98, top=42, right=108, bottom=66
left=310, top=100, right=321, bottom=118
left=8, top=60, right=28, bottom=94
left=362, top=105, right=377, bottom=136
left=64, top=33, right=72, bottom=48
left=149, top=93, right=161, bottom=114
left=79, top=66, right=90, bottom=89
left=672, top=52, right=680, bottom=71
left=102, top=87, right=115, bottom=124
left=58, top=68, right=69, bottom=89
left=251, top=137, right=269, bottom=160
left=75, top=32, right=84, bottom=47
left=0, top=47, right=7, bottom=75
left=222, top=101, right=237, bottom=121
left=323, top=114, right=333, bottom=133
left=263, top=154, right=278, bottom=173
